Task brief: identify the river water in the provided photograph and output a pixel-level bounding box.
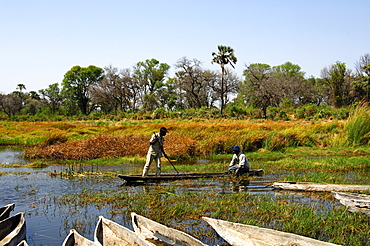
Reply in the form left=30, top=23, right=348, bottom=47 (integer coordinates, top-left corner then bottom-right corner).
left=0, top=147, right=341, bottom=246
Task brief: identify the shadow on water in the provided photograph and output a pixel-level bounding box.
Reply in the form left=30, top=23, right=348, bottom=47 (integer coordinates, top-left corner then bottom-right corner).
left=0, top=148, right=347, bottom=246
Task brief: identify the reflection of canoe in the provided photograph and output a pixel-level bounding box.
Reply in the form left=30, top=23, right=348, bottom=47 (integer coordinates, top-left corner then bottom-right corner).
left=119, top=169, right=263, bottom=184
left=94, top=216, right=153, bottom=246
left=273, top=181, right=370, bottom=192
left=203, top=217, right=340, bottom=246
left=0, top=204, right=15, bottom=221
left=0, top=213, right=27, bottom=246
left=131, top=213, right=208, bottom=246
left=62, top=229, right=98, bottom=246
left=332, top=192, right=370, bottom=216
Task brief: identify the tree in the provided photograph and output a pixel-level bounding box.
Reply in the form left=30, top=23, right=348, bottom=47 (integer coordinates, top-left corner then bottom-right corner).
left=240, top=63, right=275, bottom=118
left=133, top=59, right=170, bottom=111
left=321, top=62, right=347, bottom=108
left=212, top=45, right=237, bottom=114
left=354, top=53, right=370, bottom=102
left=0, top=93, right=22, bottom=118
left=39, top=83, right=63, bottom=114
left=175, top=57, right=210, bottom=109
left=62, top=65, right=104, bottom=115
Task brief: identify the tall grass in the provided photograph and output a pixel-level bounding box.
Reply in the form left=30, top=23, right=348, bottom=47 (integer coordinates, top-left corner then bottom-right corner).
left=345, top=102, right=370, bottom=146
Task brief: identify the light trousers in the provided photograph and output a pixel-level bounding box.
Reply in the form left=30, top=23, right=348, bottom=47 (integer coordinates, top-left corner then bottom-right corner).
left=142, top=153, right=161, bottom=177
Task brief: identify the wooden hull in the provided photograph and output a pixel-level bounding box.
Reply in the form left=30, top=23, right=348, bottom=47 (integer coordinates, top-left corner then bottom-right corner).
left=119, top=169, right=263, bottom=184
left=94, top=216, right=154, bottom=246
left=0, top=204, right=15, bottom=221
left=273, top=181, right=370, bottom=192
left=332, top=192, right=370, bottom=216
left=16, top=240, right=29, bottom=246
left=131, top=213, right=208, bottom=246
left=203, top=217, right=340, bottom=246
left=0, top=213, right=27, bottom=246
left=62, top=229, right=99, bottom=246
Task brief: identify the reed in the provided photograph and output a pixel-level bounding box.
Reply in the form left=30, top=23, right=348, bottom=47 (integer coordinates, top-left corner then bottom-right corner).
left=345, top=102, right=370, bottom=146
left=56, top=188, right=369, bottom=245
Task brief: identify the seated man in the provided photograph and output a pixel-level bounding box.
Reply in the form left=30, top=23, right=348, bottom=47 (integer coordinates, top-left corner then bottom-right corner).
left=229, top=146, right=250, bottom=176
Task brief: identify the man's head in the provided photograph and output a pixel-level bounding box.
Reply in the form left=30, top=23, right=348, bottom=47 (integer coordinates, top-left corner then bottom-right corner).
left=160, top=127, right=169, bottom=136
left=232, top=145, right=240, bottom=154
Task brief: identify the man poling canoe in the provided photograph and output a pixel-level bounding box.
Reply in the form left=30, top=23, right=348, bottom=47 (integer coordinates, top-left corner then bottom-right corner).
left=142, top=127, right=169, bottom=177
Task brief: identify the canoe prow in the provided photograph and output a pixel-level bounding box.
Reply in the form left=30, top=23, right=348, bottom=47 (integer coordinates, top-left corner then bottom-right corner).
left=203, top=216, right=341, bottom=246
left=131, top=212, right=208, bottom=246
left=94, top=216, right=154, bottom=246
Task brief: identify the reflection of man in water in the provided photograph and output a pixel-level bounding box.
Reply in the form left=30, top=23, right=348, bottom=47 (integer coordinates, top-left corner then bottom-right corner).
left=142, top=127, right=169, bottom=177
left=229, top=146, right=250, bottom=176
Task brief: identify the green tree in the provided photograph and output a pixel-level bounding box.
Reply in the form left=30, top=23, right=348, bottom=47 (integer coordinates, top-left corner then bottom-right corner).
left=39, top=83, right=63, bottom=114
left=212, top=45, right=237, bottom=114
left=321, top=61, right=347, bottom=108
left=240, top=63, right=274, bottom=118
left=133, top=58, right=170, bottom=111
left=62, top=65, right=104, bottom=115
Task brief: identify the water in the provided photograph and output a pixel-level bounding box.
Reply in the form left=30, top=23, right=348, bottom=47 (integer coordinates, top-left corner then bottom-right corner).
left=0, top=148, right=340, bottom=246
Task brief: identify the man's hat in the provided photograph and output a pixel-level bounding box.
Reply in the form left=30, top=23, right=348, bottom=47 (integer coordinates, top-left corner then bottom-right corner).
left=160, top=127, right=169, bottom=133
left=232, top=146, right=240, bottom=150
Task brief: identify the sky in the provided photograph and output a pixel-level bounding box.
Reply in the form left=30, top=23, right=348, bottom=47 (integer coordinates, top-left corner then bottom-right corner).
left=1, top=0, right=369, bottom=94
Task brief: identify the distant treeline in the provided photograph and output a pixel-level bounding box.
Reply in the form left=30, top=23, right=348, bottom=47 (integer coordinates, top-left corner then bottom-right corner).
left=0, top=47, right=369, bottom=121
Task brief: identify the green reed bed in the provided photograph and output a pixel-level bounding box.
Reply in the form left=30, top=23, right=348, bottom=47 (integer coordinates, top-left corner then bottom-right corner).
left=56, top=188, right=369, bottom=245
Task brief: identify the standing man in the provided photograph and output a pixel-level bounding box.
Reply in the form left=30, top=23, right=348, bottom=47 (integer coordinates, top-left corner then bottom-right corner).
left=229, top=146, right=250, bottom=176
left=142, top=127, right=169, bottom=177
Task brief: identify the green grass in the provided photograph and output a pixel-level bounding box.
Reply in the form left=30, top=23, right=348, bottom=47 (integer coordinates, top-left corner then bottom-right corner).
left=56, top=188, right=369, bottom=245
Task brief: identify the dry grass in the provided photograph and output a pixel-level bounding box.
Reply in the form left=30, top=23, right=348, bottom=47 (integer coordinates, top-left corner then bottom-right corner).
left=24, top=133, right=196, bottom=160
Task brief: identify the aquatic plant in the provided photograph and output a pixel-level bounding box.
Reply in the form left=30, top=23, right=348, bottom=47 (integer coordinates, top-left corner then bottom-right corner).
left=345, top=101, right=370, bottom=146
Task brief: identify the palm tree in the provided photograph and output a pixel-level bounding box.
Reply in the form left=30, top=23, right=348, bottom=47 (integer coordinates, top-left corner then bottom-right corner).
left=212, top=45, right=237, bottom=114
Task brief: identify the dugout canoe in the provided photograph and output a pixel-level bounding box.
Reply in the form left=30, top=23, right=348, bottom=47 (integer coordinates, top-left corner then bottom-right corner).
left=62, top=229, right=99, bottom=246
left=119, top=169, right=263, bottom=184
left=94, top=216, right=154, bottom=246
left=272, top=181, right=370, bottom=192
left=332, top=192, right=370, bottom=216
left=16, top=240, right=29, bottom=246
left=203, top=217, right=341, bottom=246
left=0, top=204, right=15, bottom=221
left=131, top=212, right=208, bottom=246
left=0, top=213, right=26, bottom=246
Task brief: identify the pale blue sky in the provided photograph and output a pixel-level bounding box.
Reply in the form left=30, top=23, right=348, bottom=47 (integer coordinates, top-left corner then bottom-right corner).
left=1, top=0, right=369, bottom=93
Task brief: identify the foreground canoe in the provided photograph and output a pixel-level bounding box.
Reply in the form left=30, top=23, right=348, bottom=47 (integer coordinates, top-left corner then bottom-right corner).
left=62, top=229, right=99, bottom=246
left=203, top=217, right=340, bottom=246
left=94, top=216, right=153, bottom=246
left=119, top=169, right=263, bottom=184
left=16, top=240, right=29, bottom=246
left=273, top=181, right=370, bottom=192
left=0, top=213, right=27, bottom=246
left=131, top=213, right=208, bottom=246
left=0, top=204, right=15, bottom=221
left=332, top=192, right=370, bottom=216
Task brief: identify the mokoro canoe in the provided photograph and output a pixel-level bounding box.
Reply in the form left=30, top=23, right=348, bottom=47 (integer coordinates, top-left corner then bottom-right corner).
left=273, top=181, right=370, bottom=192
left=131, top=212, right=208, bottom=246
left=119, top=169, right=263, bottom=184
left=0, top=204, right=15, bottom=221
left=62, top=229, right=99, bottom=246
left=0, top=213, right=26, bottom=246
left=94, top=216, right=154, bottom=246
left=16, top=240, right=29, bottom=246
left=332, top=192, right=370, bottom=216
left=203, top=217, right=341, bottom=246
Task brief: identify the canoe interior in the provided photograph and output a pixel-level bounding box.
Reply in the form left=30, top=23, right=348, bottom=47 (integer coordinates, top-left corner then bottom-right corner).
left=0, top=213, right=26, bottom=246
left=0, top=204, right=15, bottom=221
